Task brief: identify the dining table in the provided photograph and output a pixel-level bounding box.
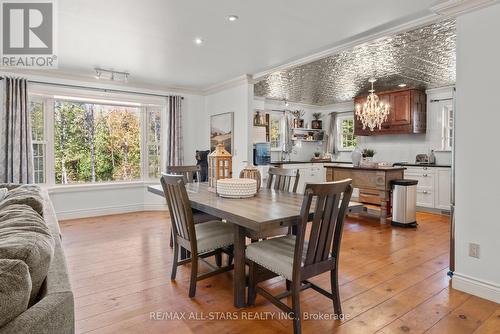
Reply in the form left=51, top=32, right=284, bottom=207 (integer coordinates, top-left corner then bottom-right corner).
left=147, top=182, right=364, bottom=308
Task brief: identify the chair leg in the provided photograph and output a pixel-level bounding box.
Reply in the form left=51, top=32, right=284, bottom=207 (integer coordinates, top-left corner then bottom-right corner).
left=227, top=245, right=234, bottom=266
left=330, top=266, right=342, bottom=316
left=247, top=261, right=257, bottom=306
left=169, top=229, right=173, bottom=248
left=291, top=281, right=302, bottom=334
left=171, top=243, right=179, bottom=280
left=189, top=254, right=198, bottom=298
left=286, top=279, right=291, bottom=291
left=215, top=250, right=222, bottom=267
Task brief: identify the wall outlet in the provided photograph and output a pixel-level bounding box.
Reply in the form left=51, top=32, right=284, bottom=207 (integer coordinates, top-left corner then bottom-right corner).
left=469, top=243, right=480, bottom=259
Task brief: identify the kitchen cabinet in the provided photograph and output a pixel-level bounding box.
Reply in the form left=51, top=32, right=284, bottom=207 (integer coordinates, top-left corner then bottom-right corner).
left=277, top=163, right=326, bottom=194
left=354, top=89, right=426, bottom=136
left=404, top=166, right=451, bottom=211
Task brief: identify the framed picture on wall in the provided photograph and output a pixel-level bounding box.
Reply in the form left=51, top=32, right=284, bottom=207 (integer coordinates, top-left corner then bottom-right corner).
left=210, top=112, right=234, bottom=154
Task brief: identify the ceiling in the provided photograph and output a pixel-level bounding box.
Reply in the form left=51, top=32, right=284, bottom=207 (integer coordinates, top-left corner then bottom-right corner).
left=53, top=0, right=442, bottom=90
left=254, top=19, right=456, bottom=105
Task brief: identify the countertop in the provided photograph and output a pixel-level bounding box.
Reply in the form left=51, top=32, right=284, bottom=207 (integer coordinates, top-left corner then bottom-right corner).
left=270, top=160, right=351, bottom=165
left=393, top=162, right=452, bottom=168
left=324, top=165, right=406, bottom=172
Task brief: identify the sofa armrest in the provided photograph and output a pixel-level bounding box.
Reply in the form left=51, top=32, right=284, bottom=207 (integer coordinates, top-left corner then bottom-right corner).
left=0, top=291, right=74, bottom=334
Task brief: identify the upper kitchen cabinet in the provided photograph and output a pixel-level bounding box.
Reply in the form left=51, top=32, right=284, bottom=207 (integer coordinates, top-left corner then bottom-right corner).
left=354, top=89, right=426, bottom=136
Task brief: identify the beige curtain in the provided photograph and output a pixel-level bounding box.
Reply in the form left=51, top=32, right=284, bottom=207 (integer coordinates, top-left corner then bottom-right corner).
left=166, top=96, right=183, bottom=166
left=0, top=77, right=34, bottom=183
left=326, top=112, right=338, bottom=156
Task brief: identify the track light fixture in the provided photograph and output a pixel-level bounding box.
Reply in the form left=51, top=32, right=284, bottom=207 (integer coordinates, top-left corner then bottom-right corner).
left=94, top=68, right=130, bottom=83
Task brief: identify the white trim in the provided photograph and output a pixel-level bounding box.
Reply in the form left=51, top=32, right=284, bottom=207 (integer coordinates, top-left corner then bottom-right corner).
left=431, top=0, right=499, bottom=17
left=202, top=75, right=251, bottom=95
left=45, top=180, right=153, bottom=193
left=55, top=203, right=167, bottom=221
left=452, top=272, right=500, bottom=303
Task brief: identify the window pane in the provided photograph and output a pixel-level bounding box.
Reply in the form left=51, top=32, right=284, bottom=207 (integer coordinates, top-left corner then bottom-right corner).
left=30, top=101, right=45, bottom=183
left=270, top=114, right=282, bottom=149
left=147, top=108, right=161, bottom=179
left=54, top=101, right=141, bottom=184
left=30, top=101, right=44, bottom=141
left=33, top=143, right=45, bottom=184
left=340, top=118, right=356, bottom=150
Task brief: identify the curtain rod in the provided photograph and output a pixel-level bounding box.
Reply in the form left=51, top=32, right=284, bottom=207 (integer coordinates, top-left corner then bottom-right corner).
left=0, top=77, right=183, bottom=99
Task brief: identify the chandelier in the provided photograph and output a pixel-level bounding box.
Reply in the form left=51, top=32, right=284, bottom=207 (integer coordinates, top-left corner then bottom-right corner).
left=355, top=79, right=390, bottom=131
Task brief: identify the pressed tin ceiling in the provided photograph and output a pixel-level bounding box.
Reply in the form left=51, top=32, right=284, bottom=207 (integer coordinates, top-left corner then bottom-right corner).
left=254, top=19, right=456, bottom=105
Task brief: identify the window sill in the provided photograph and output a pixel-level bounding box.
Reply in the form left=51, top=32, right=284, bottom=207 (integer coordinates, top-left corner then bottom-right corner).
left=44, top=180, right=159, bottom=194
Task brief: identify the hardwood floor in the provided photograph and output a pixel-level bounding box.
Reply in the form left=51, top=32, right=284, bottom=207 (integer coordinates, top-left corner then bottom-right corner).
left=59, top=211, right=500, bottom=334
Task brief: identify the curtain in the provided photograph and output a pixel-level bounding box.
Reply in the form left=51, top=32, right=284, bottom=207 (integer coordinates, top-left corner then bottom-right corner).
left=166, top=95, right=183, bottom=167
left=0, top=77, right=34, bottom=183
left=326, top=112, right=338, bottom=156
left=283, top=111, right=294, bottom=154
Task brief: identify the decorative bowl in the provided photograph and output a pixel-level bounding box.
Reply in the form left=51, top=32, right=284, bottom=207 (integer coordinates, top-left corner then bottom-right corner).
left=217, top=178, right=257, bottom=198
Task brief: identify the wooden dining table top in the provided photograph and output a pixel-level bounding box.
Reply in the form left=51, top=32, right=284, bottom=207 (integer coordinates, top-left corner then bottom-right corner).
left=147, top=183, right=363, bottom=232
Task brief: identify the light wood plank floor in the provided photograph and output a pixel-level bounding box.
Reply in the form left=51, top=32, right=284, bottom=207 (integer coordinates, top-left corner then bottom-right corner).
left=60, top=211, right=500, bottom=334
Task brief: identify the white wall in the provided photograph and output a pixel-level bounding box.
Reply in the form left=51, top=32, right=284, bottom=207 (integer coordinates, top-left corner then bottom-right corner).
left=329, top=88, right=453, bottom=165
left=0, top=71, right=208, bottom=220
left=201, top=80, right=254, bottom=176
left=256, top=88, right=453, bottom=165
left=452, top=3, right=500, bottom=303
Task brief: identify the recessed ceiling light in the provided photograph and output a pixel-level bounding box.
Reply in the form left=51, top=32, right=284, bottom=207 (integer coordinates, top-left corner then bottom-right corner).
left=398, top=83, right=407, bottom=87
left=227, top=15, right=239, bottom=22
left=194, top=37, right=203, bottom=45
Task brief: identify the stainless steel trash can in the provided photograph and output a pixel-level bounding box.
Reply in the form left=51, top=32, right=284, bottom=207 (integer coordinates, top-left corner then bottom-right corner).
left=391, top=179, right=418, bottom=227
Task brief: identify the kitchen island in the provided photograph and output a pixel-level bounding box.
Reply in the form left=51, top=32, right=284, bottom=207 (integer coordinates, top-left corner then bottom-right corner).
left=325, top=165, right=406, bottom=223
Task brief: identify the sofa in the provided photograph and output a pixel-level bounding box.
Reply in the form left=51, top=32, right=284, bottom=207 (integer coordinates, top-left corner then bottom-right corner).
left=0, top=184, right=74, bottom=334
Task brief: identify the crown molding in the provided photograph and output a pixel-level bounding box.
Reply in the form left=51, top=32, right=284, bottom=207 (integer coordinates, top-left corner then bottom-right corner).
left=0, top=69, right=204, bottom=96
left=202, top=74, right=252, bottom=95
left=431, top=0, right=499, bottom=17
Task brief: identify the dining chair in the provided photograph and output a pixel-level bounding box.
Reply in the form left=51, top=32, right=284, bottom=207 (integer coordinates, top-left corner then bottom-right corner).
left=165, top=166, right=219, bottom=252
left=246, top=167, right=300, bottom=241
left=160, top=174, right=234, bottom=298
left=266, top=167, right=300, bottom=193
left=246, top=179, right=353, bottom=334
left=166, top=165, right=201, bottom=183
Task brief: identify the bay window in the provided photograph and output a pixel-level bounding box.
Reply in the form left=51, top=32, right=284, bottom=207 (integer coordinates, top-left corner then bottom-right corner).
left=29, top=93, right=165, bottom=185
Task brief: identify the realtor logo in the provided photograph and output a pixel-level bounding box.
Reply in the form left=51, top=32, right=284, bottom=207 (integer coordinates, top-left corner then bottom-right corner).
left=1, top=0, right=57, bottom=68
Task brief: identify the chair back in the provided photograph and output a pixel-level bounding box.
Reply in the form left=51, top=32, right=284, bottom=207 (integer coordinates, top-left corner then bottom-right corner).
left=160, top=174, right=195, bottom=244
left=167, top=165, right=201, bottom=183
left=266, top=167, right=300, bottom=193
left=294, top=179, right=353, bottom=278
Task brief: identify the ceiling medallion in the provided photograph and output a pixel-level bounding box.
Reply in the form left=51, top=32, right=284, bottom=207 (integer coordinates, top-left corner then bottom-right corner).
left=355, top=78, right=390, bottom=131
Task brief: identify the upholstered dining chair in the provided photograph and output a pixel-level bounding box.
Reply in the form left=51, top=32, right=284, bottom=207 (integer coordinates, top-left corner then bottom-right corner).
left=246, top=179, right=353, bottom=334
left=266, top=167, right=300, bottom=193
left=165, top=166, right=219, bottom=249
left=246, top=167, right=300, bottom=241
left=160, top=174, right=234, bottom=298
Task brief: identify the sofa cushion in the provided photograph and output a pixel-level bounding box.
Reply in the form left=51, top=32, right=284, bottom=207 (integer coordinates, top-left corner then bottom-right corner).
left=0, top=185, right=44, bottom=217
left=0, top=204, right=54, bottom=306
left=0, top=188, right=7, bottom=201
left=0, top=259, right=32, bottom=328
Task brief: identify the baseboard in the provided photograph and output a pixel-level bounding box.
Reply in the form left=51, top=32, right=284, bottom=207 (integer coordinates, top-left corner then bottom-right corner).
left=56, top=203, right=167, bottom=220
left=452, top=272, right=500, bottom=303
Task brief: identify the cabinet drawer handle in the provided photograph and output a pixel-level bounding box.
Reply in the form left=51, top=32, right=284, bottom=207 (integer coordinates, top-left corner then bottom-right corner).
left=422, top=190, right=431, bottom=194
left=423, top=167, right=428, bottom=170
left=423, top=174, right=428, bottom=177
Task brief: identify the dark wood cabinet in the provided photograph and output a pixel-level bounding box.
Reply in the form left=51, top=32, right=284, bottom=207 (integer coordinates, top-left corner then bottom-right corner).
left=354, top=89, right=426, bottom=136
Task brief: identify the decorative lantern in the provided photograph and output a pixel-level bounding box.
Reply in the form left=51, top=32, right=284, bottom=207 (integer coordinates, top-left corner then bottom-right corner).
left=239, top=164, right=261, bottom=192
left=208, top=143, right=233, bottom=192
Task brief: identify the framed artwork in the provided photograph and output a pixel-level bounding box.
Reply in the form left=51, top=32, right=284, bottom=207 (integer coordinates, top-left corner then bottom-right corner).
left=210, top=112, right=234, bottom=154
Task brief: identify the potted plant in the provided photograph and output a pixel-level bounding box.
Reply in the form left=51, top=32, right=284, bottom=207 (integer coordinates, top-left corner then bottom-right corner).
left=311, top=112, right=323, bottom=129
left=313, top=151, right=321, bottom=158
left=291, top=110, right=305, bottom=128
left=362, top=148, right=376, bottom=161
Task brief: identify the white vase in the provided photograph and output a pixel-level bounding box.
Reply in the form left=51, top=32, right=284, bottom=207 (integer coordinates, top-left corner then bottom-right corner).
left=351, top=147, right=362, bottom=167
